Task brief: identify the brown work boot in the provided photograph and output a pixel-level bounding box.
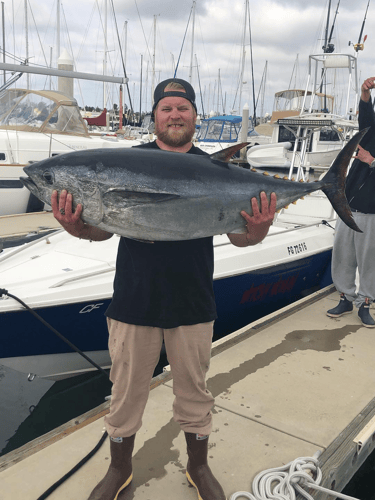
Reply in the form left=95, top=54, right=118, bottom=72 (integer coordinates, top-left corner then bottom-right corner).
left=88, top=434, right=135, bottom=500
left=184, top=432, right=226, bottom=500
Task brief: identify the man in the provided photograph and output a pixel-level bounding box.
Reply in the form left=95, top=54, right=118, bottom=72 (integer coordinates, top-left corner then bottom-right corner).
left=327, top=76, right=375, bottom=328
left=52, top=78, right=276, bottom=500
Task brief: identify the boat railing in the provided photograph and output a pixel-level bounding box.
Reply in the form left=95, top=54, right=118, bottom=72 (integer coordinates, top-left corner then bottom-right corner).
left=214, top=217, right=336, bottom=248
left=49, top=266, right=115, bottom=288
left=0, top=228, right=64, bottom=263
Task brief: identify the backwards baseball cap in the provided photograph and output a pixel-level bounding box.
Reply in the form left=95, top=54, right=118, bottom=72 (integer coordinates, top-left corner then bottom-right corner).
left=151, top=78, right=197, bottom=120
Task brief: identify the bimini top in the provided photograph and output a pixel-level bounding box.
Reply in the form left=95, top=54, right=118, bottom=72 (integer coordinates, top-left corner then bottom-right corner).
left=197, top=115, right=255, bottom=143
left=0, top=88, right=90, bottom=137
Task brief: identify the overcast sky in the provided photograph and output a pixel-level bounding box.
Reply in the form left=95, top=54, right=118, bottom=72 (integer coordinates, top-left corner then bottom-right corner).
left=3, top=0, right=374, bottom=116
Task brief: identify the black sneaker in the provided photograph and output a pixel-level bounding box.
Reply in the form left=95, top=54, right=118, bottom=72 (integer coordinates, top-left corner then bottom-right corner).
left=358, top=298, right=375, bottom=328
left=327, top=293, right=353, bottom=317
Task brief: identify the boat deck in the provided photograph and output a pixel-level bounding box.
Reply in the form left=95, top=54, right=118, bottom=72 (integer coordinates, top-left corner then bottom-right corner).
left=1, top=286, right=375, bottom=500
left=0, top=212, right=61, bottom=247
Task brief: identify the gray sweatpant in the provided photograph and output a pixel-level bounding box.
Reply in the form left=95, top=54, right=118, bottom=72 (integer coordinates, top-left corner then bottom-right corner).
left=331, top=212, right=375, bottom=308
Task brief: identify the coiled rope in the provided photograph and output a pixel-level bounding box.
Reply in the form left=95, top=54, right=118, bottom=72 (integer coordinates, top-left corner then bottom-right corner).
left=230, top=453, right=359, bottom=500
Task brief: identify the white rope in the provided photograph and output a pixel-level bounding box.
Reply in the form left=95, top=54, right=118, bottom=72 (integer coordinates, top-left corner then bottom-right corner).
left=229, top=453, right=360, bottom=500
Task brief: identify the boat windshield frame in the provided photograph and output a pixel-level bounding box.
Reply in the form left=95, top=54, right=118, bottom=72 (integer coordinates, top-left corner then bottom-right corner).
left=0, top=89, right=90, bottom=137
left=197, top=116, right=254, bottom=143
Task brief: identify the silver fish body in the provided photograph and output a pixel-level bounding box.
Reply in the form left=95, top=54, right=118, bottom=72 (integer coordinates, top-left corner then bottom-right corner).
left=21, top=130, right=367, bottom=241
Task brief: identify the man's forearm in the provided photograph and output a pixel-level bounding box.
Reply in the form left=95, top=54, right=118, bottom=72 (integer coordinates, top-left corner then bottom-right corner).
left=60, top=216, right=113, bottom=240
left=72, top=222, right=113, bottom=241
left=228, top=230, right=267, bottom=247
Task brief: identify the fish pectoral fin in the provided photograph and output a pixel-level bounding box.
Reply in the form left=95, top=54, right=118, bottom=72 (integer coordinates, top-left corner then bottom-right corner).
left=103, top=189, right=181, bottom=206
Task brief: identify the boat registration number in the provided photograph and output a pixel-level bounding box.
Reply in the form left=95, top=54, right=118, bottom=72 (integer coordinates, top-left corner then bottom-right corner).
left=287, top=242, right=307, bottom=255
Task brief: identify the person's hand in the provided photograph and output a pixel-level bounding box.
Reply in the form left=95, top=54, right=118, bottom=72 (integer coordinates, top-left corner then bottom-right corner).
left=51, top=189, right=85, bottom=236
left=241, top=191, right=277, bottom=245
left=361, top=77, right=375, bottom=102
left=353, top=144, right=374, bottom=166
left=51, top=190, right=112, bottom=241
left=228, top=191, right=276, bottom=247
left=362, top=77, right=375, bottom=92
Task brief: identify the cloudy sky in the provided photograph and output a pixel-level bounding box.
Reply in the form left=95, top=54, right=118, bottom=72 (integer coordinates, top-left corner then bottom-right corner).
left=3, top=0, right=374, bottom=116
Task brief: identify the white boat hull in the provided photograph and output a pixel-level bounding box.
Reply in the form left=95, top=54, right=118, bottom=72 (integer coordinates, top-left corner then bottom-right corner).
left=0, top=194, right=336, bottom=380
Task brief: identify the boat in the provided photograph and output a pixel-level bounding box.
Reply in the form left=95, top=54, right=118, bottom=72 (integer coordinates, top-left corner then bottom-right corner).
left=247, top=53, right=359, bottom=175
left=195, top=114, right=271, bottom=154
left=0, top=88, right=143, bottom=216
left=0, top=189, right=335, bottom=380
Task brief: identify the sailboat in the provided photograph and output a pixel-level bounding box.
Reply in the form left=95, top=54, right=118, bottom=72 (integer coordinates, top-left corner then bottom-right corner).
left=0, top=1, right=143, bottom=217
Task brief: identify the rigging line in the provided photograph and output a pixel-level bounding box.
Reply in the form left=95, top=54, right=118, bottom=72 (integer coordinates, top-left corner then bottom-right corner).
left=27, top=0, right=49, bottom=68
left=231, top=5, right=246, bottom=112
left=60, top=3, right=85, bottom=105
left=95, top=0, right=111, bottom=110
left=109, top=0, right=134, bottom=115
left=1, top=50, right=27, bottom=63
left=195, top=55, right=205, bottom=118
left=255, top=62, right=266, bottom=109
left=133, top=0, right=153, bottom=63
left=174, top=3, right=194, bottom=77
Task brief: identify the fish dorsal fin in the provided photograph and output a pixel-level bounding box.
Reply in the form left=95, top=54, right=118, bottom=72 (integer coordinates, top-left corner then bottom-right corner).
left=210, top=142, right=249, bottom=163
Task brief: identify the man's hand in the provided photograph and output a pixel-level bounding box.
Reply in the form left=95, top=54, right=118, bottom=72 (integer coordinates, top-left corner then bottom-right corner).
left=361, top=77, right=375, bottom=102
left=353, top=144, right=374, bottom=166
left=51, top=190, right=112, bottom=241
left=51, top=189, right=85, bottom=236
left=228, top=191, right=277, bottom=247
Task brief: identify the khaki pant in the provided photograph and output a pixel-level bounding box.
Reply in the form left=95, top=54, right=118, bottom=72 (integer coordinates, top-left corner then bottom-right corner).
left=104, top=319, right=215, bottom=438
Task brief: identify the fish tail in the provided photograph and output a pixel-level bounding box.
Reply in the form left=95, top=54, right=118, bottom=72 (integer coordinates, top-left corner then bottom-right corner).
left=320, top=128, right=369, bottom=233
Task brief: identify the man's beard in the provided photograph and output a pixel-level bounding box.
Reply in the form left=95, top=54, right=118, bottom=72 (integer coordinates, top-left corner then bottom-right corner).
left=155, top=122, right=195, bottom=147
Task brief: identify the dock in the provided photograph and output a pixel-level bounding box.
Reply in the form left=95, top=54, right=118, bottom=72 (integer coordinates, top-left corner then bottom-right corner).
left=1, top=286, right=375, bottom=500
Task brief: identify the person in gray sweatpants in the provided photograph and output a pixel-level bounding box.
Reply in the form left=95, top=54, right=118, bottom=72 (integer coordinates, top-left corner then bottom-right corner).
left=327, top=76, right=375, bottom=327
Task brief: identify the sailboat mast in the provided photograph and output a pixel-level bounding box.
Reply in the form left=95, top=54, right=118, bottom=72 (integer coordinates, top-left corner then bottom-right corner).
left=152, top=15, right=156, bottom=104
left=24, top=0, right=29, bottom=89
left=189, top=1, right=196, bottom=84
left=140, top=54, right=143, bottom=122
left=103, top=0, right=108, bottom=112
left=248, top=3, right=256, bottom=124
left=2, top=2, right=5, bottom=85
left=238, top=0, right=248, bottom=113
left=57, top=0, right=60, bottom=58
left=260, top=61, right=267, bottom=120
left=323, top=0, right=331, bottom=52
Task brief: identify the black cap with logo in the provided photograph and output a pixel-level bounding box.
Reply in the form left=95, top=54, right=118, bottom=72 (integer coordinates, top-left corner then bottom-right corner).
left=151, top=78, right=197, bottom=120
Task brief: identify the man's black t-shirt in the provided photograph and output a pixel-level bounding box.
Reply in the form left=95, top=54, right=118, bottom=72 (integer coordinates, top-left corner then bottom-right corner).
left=105, top=141, right=218, bottom=328
left=345, top=98, right=375, bottom=214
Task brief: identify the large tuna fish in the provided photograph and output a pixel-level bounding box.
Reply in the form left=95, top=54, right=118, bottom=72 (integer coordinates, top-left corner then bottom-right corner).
left=20, top=130, right=367, bottom=241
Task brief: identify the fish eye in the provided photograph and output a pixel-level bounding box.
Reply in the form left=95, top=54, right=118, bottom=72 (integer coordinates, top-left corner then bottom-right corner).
left=43, top=171, right=54, bottom=184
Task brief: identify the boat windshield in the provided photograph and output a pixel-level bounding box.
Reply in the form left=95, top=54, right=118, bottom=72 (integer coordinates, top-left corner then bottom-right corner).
left=0, top=89, right=89, bottom=136
left=197, top=117, right=253, bottom=143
